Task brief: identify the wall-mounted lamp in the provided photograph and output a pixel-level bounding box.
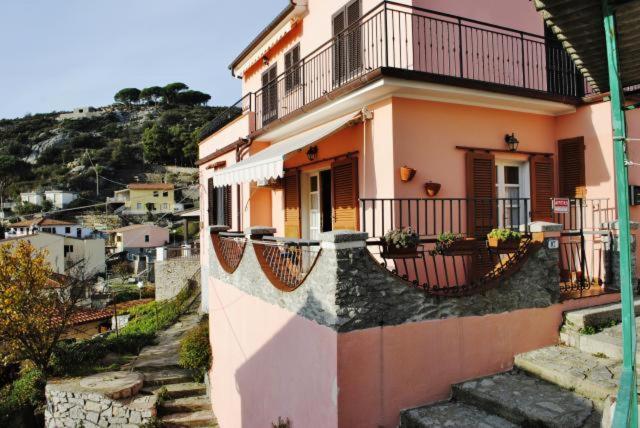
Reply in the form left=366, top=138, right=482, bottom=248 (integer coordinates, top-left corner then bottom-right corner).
left=306, top=146, right=318, bottom=161
left=262, top=55, right=270, bottom=66
left=504, top=133, right=520, bottom=152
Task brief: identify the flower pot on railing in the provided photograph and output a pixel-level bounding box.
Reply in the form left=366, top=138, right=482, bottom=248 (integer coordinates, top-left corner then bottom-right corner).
left=424, top=181, right=441, bottom=197
left=381, top=243, right=419, bottom=257
left=487, top=236, right=521, bottom=252
left=381, top=227, right=420, bottom=257
left=400, top=166, right=416, bottom=182
left=432, top=233, right=478, bottom=256
left=486, top=229, right=523, bottom=252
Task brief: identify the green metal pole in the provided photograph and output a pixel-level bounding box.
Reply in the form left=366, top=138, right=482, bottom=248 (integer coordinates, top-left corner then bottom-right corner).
left=603, top=2, right=638, bottom=426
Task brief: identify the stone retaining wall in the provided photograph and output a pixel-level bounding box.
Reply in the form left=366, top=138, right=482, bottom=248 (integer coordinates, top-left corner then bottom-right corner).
left=155, top=258, right=200, bottom=301
left=45, top=372, right=156, bottom=428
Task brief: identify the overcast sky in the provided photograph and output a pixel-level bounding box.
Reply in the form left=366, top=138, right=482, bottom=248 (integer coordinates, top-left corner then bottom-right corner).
left=0, top=0, right=285, bottom=119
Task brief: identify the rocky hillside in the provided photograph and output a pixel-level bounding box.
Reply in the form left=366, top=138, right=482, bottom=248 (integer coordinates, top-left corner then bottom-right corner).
left=0, top=103, right=229, bottom=202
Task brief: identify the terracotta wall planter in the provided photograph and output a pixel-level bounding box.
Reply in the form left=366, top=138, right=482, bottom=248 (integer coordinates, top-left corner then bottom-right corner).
left=424, top=181, right=441, bottom=197
left=400, top=166, right=416, bottom=182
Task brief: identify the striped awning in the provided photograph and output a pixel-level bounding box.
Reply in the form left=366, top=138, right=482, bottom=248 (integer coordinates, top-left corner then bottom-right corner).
left=211, top=112, right=361, bottom=187
left=534, top=0, right=640, bottom=93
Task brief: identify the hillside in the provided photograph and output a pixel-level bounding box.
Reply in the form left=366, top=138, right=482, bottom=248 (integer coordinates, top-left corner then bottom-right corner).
left=0, top=102, right=229, bottom=203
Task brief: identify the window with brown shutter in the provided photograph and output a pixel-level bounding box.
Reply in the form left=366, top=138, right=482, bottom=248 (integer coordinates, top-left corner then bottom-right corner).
left=332, top=0, right=361, bottom=85
left=284, top=44, right=301, bottom=92
left=558, top=137, right=586, bottom=198
left=465, top=151, right=497, bottom=238
left=284, top=170, right=301, bottom=238
left=261, top=64, right=278, bottom=125
left=208, top=179, right=232, bottom=227
left=530, top=155, right=555, bottom=222
left=332, top=157, right=359, bottom=231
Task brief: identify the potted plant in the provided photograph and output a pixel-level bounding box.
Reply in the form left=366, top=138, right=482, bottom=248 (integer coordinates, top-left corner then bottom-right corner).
left=424, top=181, right=441, bottom=197
left=487, top=228, right=522, bottom=251
left=381, top=227, right=420, bottom=256
left=400, top=166, right=416, bottom=182
left=432, top=232, right=477, bottom=255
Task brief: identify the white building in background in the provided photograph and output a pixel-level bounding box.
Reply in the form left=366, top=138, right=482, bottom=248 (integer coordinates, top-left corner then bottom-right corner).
left=44, top=190, right=79, bottom=209
left=6, top=218, right=95, bottom=239
left=20, top=192, right=44, bottom=206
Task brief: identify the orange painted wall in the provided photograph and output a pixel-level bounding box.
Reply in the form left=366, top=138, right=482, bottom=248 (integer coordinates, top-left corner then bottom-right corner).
left=337, top=293, right=620, bottom=428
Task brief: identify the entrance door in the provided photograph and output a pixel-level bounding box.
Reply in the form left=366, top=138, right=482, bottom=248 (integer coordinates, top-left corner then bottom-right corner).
left=495, top=162, right=528, bottom=228
left=309, top=173, right=321, bottom=240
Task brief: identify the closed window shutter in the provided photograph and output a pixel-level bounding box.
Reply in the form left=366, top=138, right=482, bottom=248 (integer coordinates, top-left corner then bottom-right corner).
left=284, top=170, right=301, bottom=238
left=284, top=50, right=293, bottom=91
left=207, top=178, right=217, bottom=226
left=465, top=151, right=497, bottom=237
left=332, top=157, right=359, bottom=231
left=223, top=185, right=232, bottom=227
left=346, top=0, right=362, bottom=73
left=333, top=10, right=346, bottom=84
left=530, top=155, right=555, bottom=222
left=558, top=137, right=586, bottom=198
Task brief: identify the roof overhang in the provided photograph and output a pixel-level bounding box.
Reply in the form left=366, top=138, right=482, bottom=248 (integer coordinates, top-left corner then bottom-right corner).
left=534, top=0, right=640, bottom=92
left=210, top=112, right=362, bottom=187
left=230, top=0, right=308, bottom=77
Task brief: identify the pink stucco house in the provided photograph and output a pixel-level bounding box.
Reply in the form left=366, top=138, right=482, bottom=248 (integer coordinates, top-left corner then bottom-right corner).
left=198, top=1, right=640, bottom=426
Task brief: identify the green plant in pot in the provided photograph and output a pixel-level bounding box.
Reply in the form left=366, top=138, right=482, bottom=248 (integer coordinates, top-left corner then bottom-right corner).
left=431, top=232, right=477, bottom=255
left=487, top=228, right=522, bottom=251
left=381, top=227, right=420, bottom=255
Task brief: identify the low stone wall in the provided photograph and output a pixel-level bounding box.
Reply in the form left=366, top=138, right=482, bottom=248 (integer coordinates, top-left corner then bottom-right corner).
left=209, top=226, right=562, bottom=333
left=155, top=258, right=200, bottom=301
left=45, top=372, right=156, bottom=428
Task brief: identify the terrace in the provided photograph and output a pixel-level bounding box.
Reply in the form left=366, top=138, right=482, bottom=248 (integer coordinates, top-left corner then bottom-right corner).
left=201, top=1, right=591, bottom=140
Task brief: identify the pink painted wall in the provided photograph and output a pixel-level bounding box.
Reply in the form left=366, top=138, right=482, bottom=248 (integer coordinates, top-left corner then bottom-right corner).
left=121, top=225, right=169, bottom=249
left=337, top=292, right=620, bottom=428
left=208, top=278, right=339, bottom=428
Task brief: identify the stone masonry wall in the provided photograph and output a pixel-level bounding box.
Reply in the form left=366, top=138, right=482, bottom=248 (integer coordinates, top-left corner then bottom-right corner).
left=45, top=377, right=156, bottom=428
left=155, top=258, right=200, bottom=301
left=209, top=228, right=561, bottom=333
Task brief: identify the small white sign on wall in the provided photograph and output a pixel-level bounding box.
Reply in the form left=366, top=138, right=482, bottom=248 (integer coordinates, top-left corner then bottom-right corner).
left=548, top=239, right=559, bottom=249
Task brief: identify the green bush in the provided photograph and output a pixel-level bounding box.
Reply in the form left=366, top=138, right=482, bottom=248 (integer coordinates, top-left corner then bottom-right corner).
left=0, top=367, right=45, bottom=426
left=178, top=318, right=211, bottom=381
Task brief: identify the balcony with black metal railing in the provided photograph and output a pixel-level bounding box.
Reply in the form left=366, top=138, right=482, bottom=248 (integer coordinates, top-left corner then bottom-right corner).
left=201, top=1, right=593, bottom=141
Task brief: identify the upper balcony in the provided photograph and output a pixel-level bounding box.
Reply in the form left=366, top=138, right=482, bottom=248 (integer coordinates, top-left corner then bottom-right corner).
left=201, top=1, right=592, bottom=141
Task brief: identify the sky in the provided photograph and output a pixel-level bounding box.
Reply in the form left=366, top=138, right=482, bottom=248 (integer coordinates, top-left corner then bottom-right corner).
left=0, top=0, right=285, bottom=119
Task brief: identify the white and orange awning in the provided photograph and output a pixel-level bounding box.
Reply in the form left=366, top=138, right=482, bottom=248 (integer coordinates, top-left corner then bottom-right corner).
left=211, top=112, right=361, bottom=187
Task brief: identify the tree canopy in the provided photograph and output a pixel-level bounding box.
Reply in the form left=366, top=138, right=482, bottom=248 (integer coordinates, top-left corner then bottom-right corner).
left=114, top=88, right=141, bottom=105
left=139, top=86, right=165, bottom=105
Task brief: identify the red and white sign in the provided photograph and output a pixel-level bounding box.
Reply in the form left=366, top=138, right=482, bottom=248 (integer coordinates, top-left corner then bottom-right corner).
left=553, top=198, right=570, bottom=214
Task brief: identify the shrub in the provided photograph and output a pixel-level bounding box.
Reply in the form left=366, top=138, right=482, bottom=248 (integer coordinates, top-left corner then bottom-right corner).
left=0, top=367, right=46, bottom=426
left=487, top=228, right=522, bottom=241
left=178, top=318, right=211, bottom=381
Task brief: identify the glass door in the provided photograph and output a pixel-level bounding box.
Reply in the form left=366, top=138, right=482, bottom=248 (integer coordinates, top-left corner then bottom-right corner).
left=495, top=162, right=527, bottom=228
left=309, top=173, right=321, bottom=240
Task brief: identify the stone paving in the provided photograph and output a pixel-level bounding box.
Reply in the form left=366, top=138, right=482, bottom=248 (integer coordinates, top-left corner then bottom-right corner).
left=401, top=402, right=518, bottom=428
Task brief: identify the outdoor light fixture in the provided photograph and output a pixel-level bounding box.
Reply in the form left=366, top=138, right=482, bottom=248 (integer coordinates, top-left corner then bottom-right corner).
left=306, top=146, right=318, bottom=161
left=262, top=56, right=270, bottom=66
left=505, top=133, right=519, bottom=152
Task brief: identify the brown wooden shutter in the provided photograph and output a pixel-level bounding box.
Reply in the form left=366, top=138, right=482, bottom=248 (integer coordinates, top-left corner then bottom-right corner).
left=284, top=170, right=301, bottom=238
left=332, top=157, right=359, bottom=231
left=346, top=0, right=362, bottom=73
left=558, top=137, right=586, bottom=198
left=465, top=151, right=496, bottom=237
left=223, top=185, right=232, bottom=227
left=207, top=178, right=217, bottom=226
left=333, top=10, right=346, bottom=84
left=530, top=155, right=555, bottom=222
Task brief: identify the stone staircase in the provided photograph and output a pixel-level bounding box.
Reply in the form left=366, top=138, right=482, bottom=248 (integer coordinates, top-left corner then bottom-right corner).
left=400, top=299, right=637, bottom=427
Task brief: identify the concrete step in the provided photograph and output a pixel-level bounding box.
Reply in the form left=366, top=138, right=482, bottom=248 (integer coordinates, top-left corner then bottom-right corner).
left=514, top=346, right=624, bottom=406
left=160, top=396, right=212, bottom=414
left=563, top=298, right=633, bottom=332
left=161, top=409, right=217, bottom=427
left=142, top=382, right=207, bottom=399
left=143, top=368, right=192, bottom=387
left=452, top=371, right=596, bottom=427
left=561, top=317, right=640, bottom=360
left=400, top=401, right=517, bottom=428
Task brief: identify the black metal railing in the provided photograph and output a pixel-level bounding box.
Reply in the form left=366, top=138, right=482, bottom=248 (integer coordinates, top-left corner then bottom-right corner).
left=245, top=1, right=590, bottom=130
left=360, top=197, right=531, bottom=239
left=199, top=93, right=254, bottom=141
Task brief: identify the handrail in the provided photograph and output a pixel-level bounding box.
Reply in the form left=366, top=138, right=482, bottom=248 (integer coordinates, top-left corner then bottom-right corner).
left=199, top=93, right=254, bottom=141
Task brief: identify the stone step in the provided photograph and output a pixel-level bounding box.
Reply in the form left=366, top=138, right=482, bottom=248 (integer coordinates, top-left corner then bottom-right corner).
left=160, top=396, right=212, bottom=414
left=563, top=298, right=633, bottom=332
left=161, top=409, right=217, bottom=427
left=515, top=346, right=623, bottom=406
left=142, top=382, right=207, bottom=399
left=143, top=368, right=193, bottom=387
left=561, top=317, right=640, bottom=360
left=400, top=401, right=517, bottom=428
left=452, top=371, right=596, bottom=427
